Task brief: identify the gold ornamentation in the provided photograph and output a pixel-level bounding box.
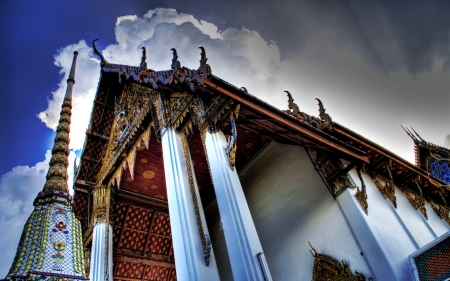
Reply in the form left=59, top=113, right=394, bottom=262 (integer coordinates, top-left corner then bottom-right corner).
left=308, top=149, right=352, bottom=196
left=150, top=185, right=158, bottom=189
left=181, top=132, right=211, bottom=265
left=141, top=158, right=148, bottom=163
left=97, top=83, right=155, bottom=186
left=191, top=94, right=235, bottom=133
left=368, top=162, right=397, bottom=208
left=92, top=185, right=111, bottom=223
left=427, top=194, right=450, bottom=225
left=151, top=91, right=195, bottom=132
left=126, top=144, right=137, bottom=180
left=143, top=170, right=156, bottom=179
left=400, top=176, right=427, bottom=219
left=355, top=164, right=368, bottom=214
left=309, top=242, right=366, bottom=281
left=246, top=143, right=253, bottom=148
left=107, top=122, right=152, bottom=188
left=225, top=105, right=240, bottom=170
left=155, top=195, right=165, bottom=200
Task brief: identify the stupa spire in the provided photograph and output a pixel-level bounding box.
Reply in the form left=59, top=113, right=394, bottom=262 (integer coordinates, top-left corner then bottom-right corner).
left=35, top=51, right=78, bottom=204
left=5, top=51, right=87, bottom=280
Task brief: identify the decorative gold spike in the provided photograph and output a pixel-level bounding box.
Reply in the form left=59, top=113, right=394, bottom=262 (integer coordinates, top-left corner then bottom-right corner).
left=355, top=163, right=368, bottom=214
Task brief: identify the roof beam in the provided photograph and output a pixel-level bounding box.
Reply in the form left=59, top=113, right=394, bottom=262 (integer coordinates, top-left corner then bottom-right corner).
left=203, top=78, right=369, bottom=163
left=114, top=253, right=175, bottom=268
left=86, top=129, right=110, bottom=141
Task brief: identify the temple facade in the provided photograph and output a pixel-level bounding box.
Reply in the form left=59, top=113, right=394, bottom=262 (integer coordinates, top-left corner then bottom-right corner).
left=5, top=40, right=450, bottom=281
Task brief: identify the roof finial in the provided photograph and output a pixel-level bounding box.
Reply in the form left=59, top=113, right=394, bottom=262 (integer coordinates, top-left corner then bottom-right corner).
left=283, top=91, right=301, bottom=118
left=93, top=38, right=108, bottom=67
left=315, top=98, right=332, bottom=130
left=140, top=46, right=147, bottom=70
left=170, top=48, right=181, bottom=81
left=198, top=46, right=212, bottom=78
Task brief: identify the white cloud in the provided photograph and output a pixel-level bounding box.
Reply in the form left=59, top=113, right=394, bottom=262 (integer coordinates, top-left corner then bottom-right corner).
left=444, top=134, right=450, bottom=149
left=0, top=151, right=50, bottom=275
left=38, top=40, right=99, bottom=151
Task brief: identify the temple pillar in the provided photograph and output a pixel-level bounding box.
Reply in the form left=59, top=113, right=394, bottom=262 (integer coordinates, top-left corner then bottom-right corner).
left=204, top=130, right=272, bottom=281
left=90, top=185, right=113, bottom=281
left=161, top=128, right=220, bottom=281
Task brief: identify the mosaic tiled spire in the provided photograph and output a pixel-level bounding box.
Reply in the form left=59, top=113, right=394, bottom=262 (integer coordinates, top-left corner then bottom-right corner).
left=5, top=52, right=88, bottom=281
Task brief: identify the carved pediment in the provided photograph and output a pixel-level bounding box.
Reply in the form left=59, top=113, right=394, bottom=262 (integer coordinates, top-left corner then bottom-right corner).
left=310, top=243, right=366, bottom=281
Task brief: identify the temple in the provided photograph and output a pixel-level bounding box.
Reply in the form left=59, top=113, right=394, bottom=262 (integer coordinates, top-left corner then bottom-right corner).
left=5, top=40, right=450, bottom=281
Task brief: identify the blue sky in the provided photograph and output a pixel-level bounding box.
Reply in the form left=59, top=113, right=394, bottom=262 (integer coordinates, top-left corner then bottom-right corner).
left=1, top=0, right=450, bottom=276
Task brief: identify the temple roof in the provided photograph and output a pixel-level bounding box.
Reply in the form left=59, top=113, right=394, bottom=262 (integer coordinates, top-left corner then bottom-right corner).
left=74, top=40, right=449, bottom=212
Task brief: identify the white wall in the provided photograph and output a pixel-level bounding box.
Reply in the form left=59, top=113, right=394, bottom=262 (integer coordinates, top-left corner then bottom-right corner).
left=347, top=166, right=450, bottom=281
left=206, top=142, right=372, bottom=280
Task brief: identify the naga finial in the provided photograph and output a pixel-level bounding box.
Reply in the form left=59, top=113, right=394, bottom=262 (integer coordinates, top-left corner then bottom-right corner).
left=171, top=48, right=178, bottom=62
left=170, top=48, right=181, bottom=81
left=284, top=91, right=301, bottom=118
left=140, top=47, right=147, bottom=70
left=198, top=46, right=212, bottom=78
left=92, top=38, right=108, bottom=67
left=315, top=98, right=333, bottom=130
left=199, top=46, right=207, bottom=64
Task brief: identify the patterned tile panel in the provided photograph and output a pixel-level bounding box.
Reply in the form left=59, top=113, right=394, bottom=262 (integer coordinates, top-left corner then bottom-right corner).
left=146, top=235, right=172, bottom=255
left=115, top=261, right=145, bottom=279
left=7, top=203, right=86, bottom=278
left=115, top=202, right=129, bottom=226
left=151, top=213, right=171, bottom=236
left=118, top=229, right=147, bottom=251
left=143, top=266, right=171, bottom=281
left=124, top=206, right=152, bottom=231
left=413, top=235, right=450, bottom=281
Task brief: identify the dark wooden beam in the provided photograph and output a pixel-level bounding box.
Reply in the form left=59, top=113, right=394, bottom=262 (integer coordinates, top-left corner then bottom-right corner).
left=114, top=253, right=175, bottom=268
left=86, top=129, right=110, bottom=141
left=74, top=179, right=95, bottom=189
left=81, top=155, right=100, bottom=162
left=370, top=155, right=386, bottom=169
left=94, top=100, right=114, bottom=110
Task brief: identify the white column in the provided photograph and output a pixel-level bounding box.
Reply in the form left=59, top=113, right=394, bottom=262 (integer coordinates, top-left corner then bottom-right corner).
left=89, top=222, right=113, bottom=281
left=204, top=130, right=272, bottom=281
left=336, top=188, right=398, bottom=281
left=161, top=128, right=220, bottom=281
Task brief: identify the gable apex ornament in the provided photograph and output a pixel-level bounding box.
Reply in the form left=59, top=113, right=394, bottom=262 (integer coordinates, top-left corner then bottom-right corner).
left=92, top=38, right=108, bottom=67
